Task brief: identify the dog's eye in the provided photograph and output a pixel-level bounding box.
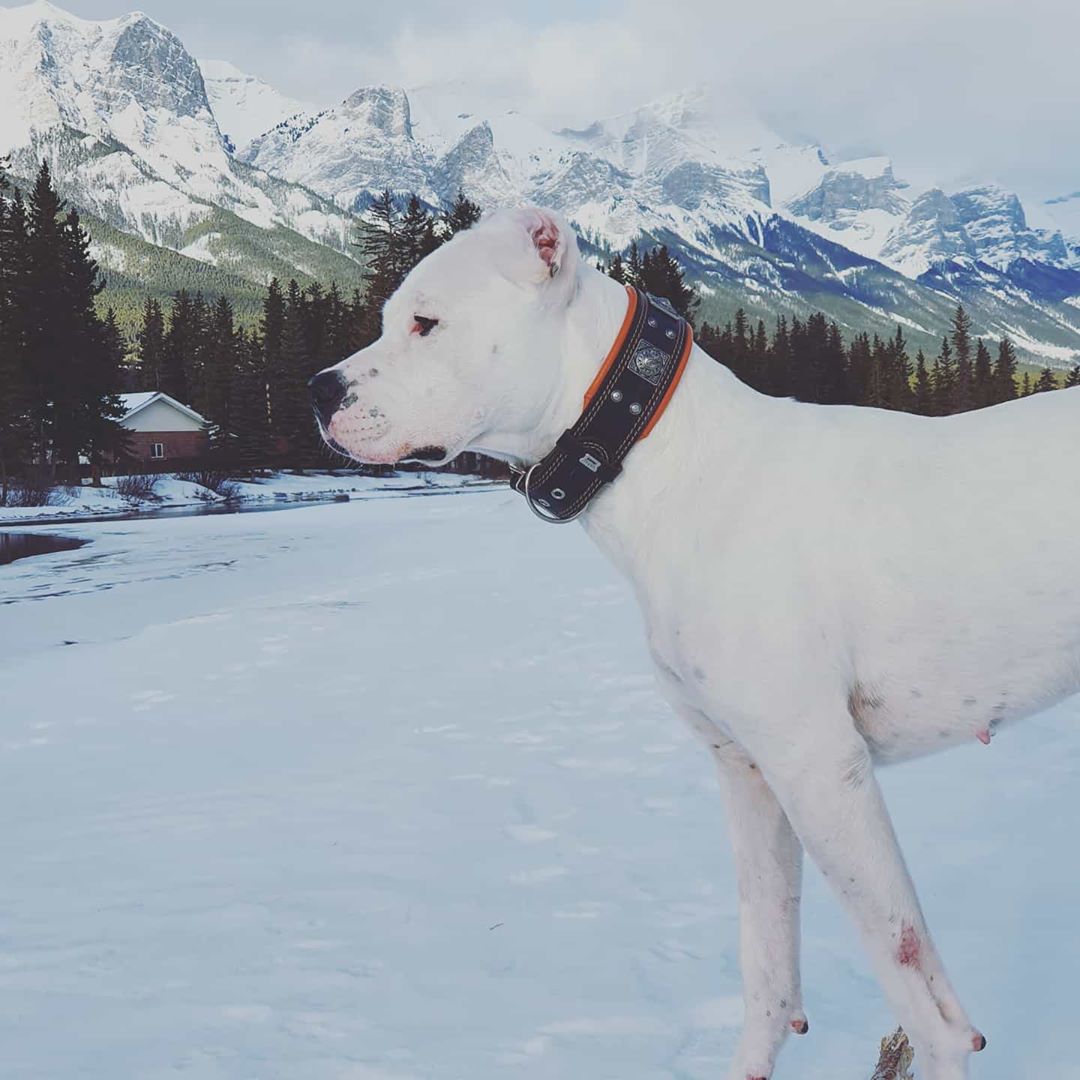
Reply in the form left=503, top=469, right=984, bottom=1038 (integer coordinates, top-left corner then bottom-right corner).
left=412, top=315, right=439, bottom=337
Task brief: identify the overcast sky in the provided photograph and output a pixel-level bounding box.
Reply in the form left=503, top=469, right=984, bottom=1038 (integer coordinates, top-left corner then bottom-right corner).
left=56, top=0, right=1080, bottom=202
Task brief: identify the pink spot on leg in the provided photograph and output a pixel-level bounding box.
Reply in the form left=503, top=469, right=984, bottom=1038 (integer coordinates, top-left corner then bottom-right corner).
left=897, top=923, right=921, bottom=969
left=976, top=728, right=991, bottom=745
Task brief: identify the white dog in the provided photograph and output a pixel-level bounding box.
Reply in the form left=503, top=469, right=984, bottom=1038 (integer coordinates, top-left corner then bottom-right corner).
left=310, top=207, right=1080, bottom=1080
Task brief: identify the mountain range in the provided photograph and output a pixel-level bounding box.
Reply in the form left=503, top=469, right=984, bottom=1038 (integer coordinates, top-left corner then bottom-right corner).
left=2, top=0, right=1079, bottom=367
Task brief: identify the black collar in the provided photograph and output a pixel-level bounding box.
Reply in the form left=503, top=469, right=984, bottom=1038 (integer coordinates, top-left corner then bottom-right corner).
left=510, top=286, right=692, bottom=523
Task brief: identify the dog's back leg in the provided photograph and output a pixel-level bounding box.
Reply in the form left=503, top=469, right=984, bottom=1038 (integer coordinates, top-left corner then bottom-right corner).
left=711, top=735, right=806, bottom=1080
left=757, top=715, right=983, bottom=1080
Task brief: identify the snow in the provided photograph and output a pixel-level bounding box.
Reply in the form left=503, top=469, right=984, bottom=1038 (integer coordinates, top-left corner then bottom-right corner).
left=2, top=493, right=1080, bottom=1078
left=199, top=59, right=312, bottom=148
left=0, top=470, right=494, bottom=524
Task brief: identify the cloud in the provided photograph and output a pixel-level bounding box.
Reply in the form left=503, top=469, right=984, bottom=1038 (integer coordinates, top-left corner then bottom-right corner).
left=101, top=0, right=1077, bottom=201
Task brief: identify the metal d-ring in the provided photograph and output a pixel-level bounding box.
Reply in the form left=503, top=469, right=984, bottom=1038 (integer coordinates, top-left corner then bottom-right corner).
left=522, top=462, right=586, bottom=524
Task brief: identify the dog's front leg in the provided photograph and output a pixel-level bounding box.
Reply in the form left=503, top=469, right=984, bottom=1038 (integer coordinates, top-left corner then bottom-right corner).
left=756, top=718, right=983, bottom=1080
left=712, top=738, right=806, bottom=1080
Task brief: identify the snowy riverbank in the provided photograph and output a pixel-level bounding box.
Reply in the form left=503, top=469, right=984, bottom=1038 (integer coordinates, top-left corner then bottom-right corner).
left=1, top=495, right=1078, bottom=1078
left=0, top=470, right=498, bottom=525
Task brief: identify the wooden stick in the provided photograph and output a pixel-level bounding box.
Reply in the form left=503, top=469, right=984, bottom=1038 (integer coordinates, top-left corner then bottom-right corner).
left=870, top=1028, right=914, bottom=1080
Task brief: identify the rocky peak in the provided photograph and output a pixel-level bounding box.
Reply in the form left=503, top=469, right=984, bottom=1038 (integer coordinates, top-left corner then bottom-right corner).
left=108, top=14, right=210, bottom=120
left=341, top=86, right=413, bottom=141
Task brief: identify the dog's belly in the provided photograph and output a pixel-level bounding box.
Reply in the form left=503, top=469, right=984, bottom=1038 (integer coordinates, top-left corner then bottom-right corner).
left=847, top=658, right=1080, bottom=763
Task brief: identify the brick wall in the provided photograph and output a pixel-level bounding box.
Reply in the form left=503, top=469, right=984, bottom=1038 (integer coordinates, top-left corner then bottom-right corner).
left=125, top=430, right=208, bottom=464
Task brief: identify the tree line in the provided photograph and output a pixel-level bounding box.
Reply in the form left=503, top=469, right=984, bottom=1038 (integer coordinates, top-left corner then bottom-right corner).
left=696, top=306, right=1080, bottom=414
left=599, top=243, right=1079, bottom=412
left=0, top=162, right=128, bottom=496
left=3, top=166, right=1079, bottom=498
left=127, top=190, right=485, bottom=472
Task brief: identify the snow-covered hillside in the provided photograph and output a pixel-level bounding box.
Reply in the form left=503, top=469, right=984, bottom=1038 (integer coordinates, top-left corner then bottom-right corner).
left=0, top=1, right=361, bottom=286
left=235, top=74, right=1080, bottom=364
left=2, top=0, right=1079, bottom=363
left=2, top=496, right=1080, bottom=1078
left=200, top=58, right=311, bottom=151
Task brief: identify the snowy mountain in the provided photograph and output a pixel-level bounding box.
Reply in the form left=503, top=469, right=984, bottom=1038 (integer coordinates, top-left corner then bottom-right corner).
left=200, top=58, right=311, bottom=152
left=2, top=0, right=1078, bottom=364
left=0, top=1, right=363, bottom=300
left=238, top=79, right=1080, bottom=364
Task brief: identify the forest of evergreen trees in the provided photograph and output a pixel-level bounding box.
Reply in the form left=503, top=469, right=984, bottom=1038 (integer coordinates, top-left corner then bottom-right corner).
left=0, top=163, right=128, bottom=499
left=2, top=165, right=1079, bottom=505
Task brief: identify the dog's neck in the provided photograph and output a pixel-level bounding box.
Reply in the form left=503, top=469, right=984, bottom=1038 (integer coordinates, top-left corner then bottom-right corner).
left=522, top=265, right=771, bottom=575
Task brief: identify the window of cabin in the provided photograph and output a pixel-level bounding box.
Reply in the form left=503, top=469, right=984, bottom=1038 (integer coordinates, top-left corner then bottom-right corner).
left=150, top=442, right=165, bottom=460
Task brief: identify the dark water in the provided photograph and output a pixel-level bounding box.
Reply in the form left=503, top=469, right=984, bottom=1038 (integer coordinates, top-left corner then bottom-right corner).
left=0, top=533, right=88, bottom=566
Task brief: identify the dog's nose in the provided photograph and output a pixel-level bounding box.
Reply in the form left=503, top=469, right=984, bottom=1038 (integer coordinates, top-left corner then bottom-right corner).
left=308, top=370, right=349, bottom=423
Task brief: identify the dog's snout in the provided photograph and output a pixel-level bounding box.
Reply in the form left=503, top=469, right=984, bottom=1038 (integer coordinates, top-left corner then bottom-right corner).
left=309, top=370, right=349, bottom=423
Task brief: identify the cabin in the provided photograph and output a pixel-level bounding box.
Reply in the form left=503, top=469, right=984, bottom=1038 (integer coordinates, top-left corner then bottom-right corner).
left=117, top=392, right=209, bottom=465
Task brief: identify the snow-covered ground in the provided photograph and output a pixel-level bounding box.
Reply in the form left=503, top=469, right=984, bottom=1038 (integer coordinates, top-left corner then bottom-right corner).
left=1, top=493, right=1079, bottom=1079
left=0, top=470, right=492, bottom=524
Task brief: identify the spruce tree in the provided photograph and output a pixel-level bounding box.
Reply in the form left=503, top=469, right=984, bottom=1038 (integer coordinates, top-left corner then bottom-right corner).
left=442, top=190, right=482, bottom=238
left=137, top=297, right=166, bottom=390
left=400, top=195, right=441, bottom=271
left=972, top=339, right=993, bottom=409
left=1065, top=364, right=1080, bottom=388
left=992, top=336, right=1018, bottom=402
left=262, top=278, right=287, bottom=443
left=355, top=189, right=401, bottom=336
left=229, top=329, right=270, bottom=475
left=638, top=244, right=699, bottom=324
left=931, top=337, right=956, bottom=415
left=0, top=181, right=33, bottom=496
left=201, top=294, right=238, bottom=441
left=950, top=305, right=974, bottom=412
left=163, top=290, right=199, bottom=405
left=913, top=349, right=933, bottom=415
left=1033, top=366, right=1058, bottom=393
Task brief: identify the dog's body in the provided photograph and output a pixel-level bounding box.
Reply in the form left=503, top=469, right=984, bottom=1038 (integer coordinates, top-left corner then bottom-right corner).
left=311, top=208, right=1080, bottom=1080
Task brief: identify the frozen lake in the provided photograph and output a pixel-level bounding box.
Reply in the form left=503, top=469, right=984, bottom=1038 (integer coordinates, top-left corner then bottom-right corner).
left=1, top=492, right=1078, bottom=1079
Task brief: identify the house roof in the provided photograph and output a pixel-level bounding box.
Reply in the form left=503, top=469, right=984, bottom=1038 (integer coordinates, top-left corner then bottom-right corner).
left=117, top=392, right=208, bottom=426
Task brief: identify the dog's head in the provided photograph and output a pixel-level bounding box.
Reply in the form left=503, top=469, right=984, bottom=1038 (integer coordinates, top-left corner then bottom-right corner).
left=310, top=206, right=581, bottom=466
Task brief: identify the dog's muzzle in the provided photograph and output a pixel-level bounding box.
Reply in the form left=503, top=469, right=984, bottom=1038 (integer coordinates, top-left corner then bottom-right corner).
left=309, top=370, right=349, bottom=425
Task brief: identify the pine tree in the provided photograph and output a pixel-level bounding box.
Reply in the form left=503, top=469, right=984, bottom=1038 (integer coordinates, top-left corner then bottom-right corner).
left=275, top=280, right=318, bottom=466
left=1033, top=366, right=1058, bottom=393
left=606, top=252, right=627, bottom=284
left=137, top=297, right=166, bottom=390
left=992, top=336, right=1018, bottom=402
left=441, top=190, right=482, bottom=238
left=972, top=339, right=993, bottom=409
left=400, top=195, right=441, bottom=272
left=201, top=294, right=238, bottom=440
left=0, top=179, right=33, bottom=497
left=229, top=329, right=270, bottom=475
left=950, top=305, right=974, bottom=412
left=626, top=241, right=644, bottom=288
left=355, top=189, right=402, bottom=336
left=913, top=349, right=933, bottom=415
left=20, top=162, right=124, bottom=475
left=764, top=316, right=792, bottom=397
left=931, top=337, right=956, bottom=415
left=82, top=309, right=129, bottom=471
left=1019, top=371, right=1032, bottom=396
left=262, top=278, right=287, bottom=444
left=886, top=326, right=913, bottom=411
left=163, top=289, right=199, bottom=405
left=1065, top=364, right=1080, bottom=388
left=638, top=244, right=700, bottom=324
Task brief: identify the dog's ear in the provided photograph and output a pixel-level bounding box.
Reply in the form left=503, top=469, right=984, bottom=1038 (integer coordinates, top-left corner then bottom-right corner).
left=528, top=209, right=565, bottom=277
left=508, top=207, right=578, bottom=284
